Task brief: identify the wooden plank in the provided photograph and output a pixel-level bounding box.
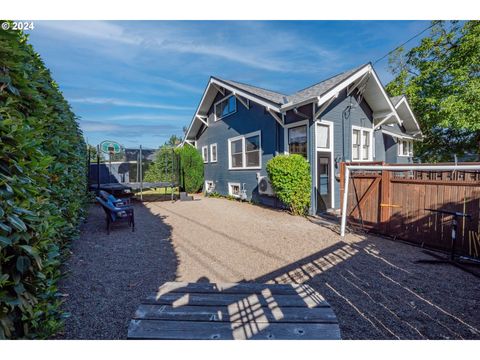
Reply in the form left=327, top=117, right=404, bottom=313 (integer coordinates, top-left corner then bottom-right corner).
left=143, top=292, right=330, bottom=308
left=127, top=319, right=341, bottom=340
left=133, top=304, right=338, bottom=323
left=156, top=281, right=314, bottom=296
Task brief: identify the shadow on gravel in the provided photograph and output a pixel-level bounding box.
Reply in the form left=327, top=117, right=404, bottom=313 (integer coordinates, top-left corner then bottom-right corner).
left=254, top=239, right=480, bottom=340
left=58, top=201, right=178, bottom=339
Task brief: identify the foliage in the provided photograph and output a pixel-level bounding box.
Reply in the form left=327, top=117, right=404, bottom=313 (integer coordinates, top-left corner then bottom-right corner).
left=144, top=145, right=177, bottom=183
left=266, top=154, right=311, bottom=215
left=0, top=22, right=87, bottom=339
left=386, top=20, right=480, bottom=162
left=176, top=145, right=204, bottom=193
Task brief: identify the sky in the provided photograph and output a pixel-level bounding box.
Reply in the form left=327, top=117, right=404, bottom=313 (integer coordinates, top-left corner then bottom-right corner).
left=26, top=20, right=431, bottom=149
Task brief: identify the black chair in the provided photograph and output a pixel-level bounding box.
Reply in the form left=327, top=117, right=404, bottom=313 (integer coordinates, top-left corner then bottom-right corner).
left=96, top=197, right=135, bottom=234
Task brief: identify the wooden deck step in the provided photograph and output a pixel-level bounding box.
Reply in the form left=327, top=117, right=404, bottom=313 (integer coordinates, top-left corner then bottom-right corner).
left=128, top=282, right=341, bottom=340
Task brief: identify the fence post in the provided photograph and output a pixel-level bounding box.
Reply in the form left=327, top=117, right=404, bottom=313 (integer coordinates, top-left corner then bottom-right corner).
left=380, top=163, right=391, bottom=233
left=339, top=162, right=345, bottom=215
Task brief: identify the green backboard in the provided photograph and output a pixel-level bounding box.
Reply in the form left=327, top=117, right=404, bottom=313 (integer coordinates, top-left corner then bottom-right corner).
left=100, top=140, right=122, bottom=154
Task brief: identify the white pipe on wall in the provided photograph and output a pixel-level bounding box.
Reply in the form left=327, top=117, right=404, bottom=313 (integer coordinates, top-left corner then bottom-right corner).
left=340, top=164, right=480, bottom=237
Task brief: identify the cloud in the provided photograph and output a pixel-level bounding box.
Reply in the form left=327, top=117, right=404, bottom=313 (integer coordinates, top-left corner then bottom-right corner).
left=37, top=21, right=341, bottom=74
left=70, top=97, right=194, bottom=111
left=97, top=114, right=188, bottom=122
left=80, top=120, right=183, bottom=137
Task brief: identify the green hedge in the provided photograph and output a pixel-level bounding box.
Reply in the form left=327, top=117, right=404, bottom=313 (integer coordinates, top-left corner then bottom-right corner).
left=0, top=23, right=87, bottom=338
left=266, top=154, right=311, bottom=215
left=177, top=145, right=204, bottom=193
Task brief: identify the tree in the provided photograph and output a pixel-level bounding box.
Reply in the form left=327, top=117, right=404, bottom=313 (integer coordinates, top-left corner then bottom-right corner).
left=386, top=21, right=480, bottom=162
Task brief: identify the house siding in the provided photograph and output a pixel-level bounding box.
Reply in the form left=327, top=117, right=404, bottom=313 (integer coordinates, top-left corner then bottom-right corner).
left=196, top=91, right=283, bottom=206
left=317, top=89, right=382, bottom=208
left=194, top=87, right=414, bottom=212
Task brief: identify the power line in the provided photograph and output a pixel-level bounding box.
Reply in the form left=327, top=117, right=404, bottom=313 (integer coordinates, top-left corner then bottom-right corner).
left=373, top=21, right=441, bottom=65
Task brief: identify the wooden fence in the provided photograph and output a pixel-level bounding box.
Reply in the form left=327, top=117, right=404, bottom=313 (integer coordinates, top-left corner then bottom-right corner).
left=340, top=162, right=480, bottom=259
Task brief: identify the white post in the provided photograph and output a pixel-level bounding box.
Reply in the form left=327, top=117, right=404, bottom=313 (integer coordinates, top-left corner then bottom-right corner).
left=139, top=145, right=143, bottom=201
left=340, top=166, right=350, bottom=237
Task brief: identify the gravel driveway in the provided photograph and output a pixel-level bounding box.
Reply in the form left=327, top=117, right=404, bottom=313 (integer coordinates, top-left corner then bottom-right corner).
left=60, top=195, right=480, bottom=339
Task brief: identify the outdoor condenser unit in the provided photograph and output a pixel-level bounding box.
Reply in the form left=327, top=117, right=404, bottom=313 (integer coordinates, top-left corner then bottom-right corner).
left=258, top=176, right=275, bottom=196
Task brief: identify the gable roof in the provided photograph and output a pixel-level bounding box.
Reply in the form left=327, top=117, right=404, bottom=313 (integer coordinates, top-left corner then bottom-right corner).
left=215, top=78, right=288, bottom=105
left=183, top=63, right=411, bottom=143
left=286, top=64, right=367, bottom=105
left=389, top=95, right=423, bottom=138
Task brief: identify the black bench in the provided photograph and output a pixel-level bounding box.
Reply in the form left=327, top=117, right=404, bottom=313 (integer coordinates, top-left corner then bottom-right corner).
left=96, top=197, right=135, bottom=234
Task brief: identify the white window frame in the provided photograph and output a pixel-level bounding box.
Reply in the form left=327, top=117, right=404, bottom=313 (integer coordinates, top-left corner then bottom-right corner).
left=202, top=145, right=208, bottom=163
left=228, top=182, right=241, bottom=198
left=315, top=119, right=335, bottom=209
left=204, top=180, right=215, bottom=193
left=210, top=143, right=217, bottom=163
left=227, top=130, right=262, bottom=170
left=284, top=120, right=310, bottom=161
left=398, top=139, right=413, bottom=157
left=351, top=125, right=373, bottom=162
left=214, top=94, right=237, bottom=121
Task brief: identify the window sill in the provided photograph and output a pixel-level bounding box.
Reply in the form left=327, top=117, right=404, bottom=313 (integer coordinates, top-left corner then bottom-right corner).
left=228, top=167, right=262, bottom=171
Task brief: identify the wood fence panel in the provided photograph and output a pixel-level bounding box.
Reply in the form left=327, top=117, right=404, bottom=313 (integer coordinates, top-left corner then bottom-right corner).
left=340, top=163, right=480, bottom=259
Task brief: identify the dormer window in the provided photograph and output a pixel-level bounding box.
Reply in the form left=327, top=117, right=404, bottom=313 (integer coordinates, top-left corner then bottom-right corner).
left=214, top=95, right=237, bottom=121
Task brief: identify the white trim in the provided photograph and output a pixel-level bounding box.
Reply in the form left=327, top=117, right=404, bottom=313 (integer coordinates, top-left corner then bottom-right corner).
left=228, top=182, right=242, bottom=198
left=210, top=143, right=218, bottom=163
left=395, top=96, right=423, bottom=135
left=211, top=78, right=281, bottom=112
left=214, top=94, right=237, bottom=122
left=234, top=93, right=249, bottom=109
left=201, top=145, right=208, bottom=163
left=267, top=108, right=284, bottom=126
left=212, top=83, right=225, bottom=96
left=314, top=93, right=338, bottom=120
left=351, top=125, right=373, bottom=162
left=204, top=180, right=215, bottom=194
left=315, top=119, right=335, bottom=210
left=196, top=115, right=208, bottom=127
left=284, top=120, right=310, bottom=161
left=398, top=139, right=414, bottom=157
left=227, top=130, right=262, bottom=170
left=381, top=129, right=416, bottom=140
left=368, top=68, right=402, bottom=126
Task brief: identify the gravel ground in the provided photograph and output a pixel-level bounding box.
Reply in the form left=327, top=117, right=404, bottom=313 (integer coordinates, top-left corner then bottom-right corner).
left=58, top=203, right=177, bottom=339
left=60, top=195, right=480, bottom=339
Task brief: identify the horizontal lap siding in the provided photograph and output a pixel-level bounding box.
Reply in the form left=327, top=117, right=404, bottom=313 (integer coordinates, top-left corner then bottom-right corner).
left=319, top=89, right=378, bottom=209
left=197, top=91, right=281, bottom=202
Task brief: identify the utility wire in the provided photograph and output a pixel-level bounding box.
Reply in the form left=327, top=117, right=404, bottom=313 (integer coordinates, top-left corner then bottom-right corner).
left=372, top=20, right=441, bottom=65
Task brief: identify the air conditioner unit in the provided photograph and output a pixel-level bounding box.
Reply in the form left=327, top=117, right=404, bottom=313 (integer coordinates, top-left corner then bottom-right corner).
left=258, top=176, right=275, bottom=196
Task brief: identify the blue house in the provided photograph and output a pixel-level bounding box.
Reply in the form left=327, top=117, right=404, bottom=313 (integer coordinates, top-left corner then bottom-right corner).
left=182, top=63, right=422, bottom=214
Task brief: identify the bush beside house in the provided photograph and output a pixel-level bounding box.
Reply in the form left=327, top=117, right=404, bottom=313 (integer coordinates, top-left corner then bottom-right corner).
left=177, top=145, right=204, bottom=193
left=266, top=154, right=311, bottom=215
left=0, top=24, right=87, bottom=338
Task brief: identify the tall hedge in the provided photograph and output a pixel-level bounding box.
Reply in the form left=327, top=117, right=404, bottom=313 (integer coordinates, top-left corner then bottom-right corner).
left=266, top=154, right=311, bottom=215
left=0, top=22, right=87, bottom=338
left=177, top=145, right=204, bottom=193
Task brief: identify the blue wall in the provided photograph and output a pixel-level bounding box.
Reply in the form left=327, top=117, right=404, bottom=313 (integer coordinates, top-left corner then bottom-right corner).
left=195, top=88, right=413, bottom=211
left=196, top=91, right=282, bottom=205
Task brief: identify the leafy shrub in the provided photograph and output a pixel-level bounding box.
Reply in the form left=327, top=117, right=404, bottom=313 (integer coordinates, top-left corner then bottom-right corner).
left=144, top=146, right=177, bottom=183
left=266, top=154, right=311, bottom=215
left=0, top=23, right=87, bottom=338
left=176, top=145, right=204, bottom=193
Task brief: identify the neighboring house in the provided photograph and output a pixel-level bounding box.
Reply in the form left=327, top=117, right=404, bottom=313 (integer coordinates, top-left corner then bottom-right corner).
left=182, top=63, right=422, bottom=214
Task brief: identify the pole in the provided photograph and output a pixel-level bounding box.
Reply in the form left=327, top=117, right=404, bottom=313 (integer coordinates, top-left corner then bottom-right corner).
left=139, top=145, right=143, bottom=201
left=340, top=166, right=350, bottom=237
left=96, top=144, right=100, bottom=193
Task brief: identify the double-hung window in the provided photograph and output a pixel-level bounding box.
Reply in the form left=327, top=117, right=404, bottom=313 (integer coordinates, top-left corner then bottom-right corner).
left=210, top=143, right=217, bottom=163
left=228, top=131, right=261, bottom=170
left=202, top=145, right=208, bottom=163
left=398, top=139, right=413, bottom=157
left=352, top=126, right=373, bottom=161
left=215, top=95, right=237, bottom=120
